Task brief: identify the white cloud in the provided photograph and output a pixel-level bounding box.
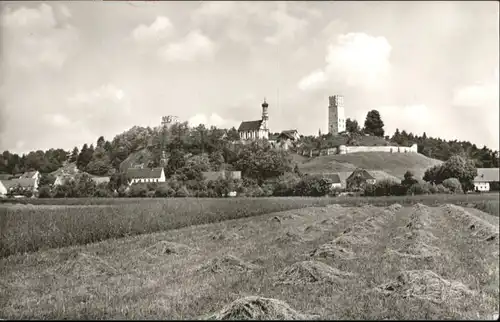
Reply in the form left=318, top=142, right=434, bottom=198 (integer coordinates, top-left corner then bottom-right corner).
left=44, top=113, right=72, bottom=128
left=298, top=32, right=392, bottom=91
left=1, top=3, right=78, bottom=70
left=132, top=16, right=174, bottom=43
left=374, top=104, right=437, bottom=136
left=451, top=68, right=499, bottom=149
left=298, top=70, right=327, bottom=91
left=159, top=30, right=216, bottom=62
left=264, top=4, right=309, bottom=45
left=68, top=84, right=125, bottom=105
left=191, top=2, right=310, bottom=46
left=188, top=113, right=236, bottom=128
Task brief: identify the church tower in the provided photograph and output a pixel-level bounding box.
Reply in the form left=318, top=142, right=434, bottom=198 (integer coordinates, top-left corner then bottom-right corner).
left=261, top=98, right=269, bottom=129
left=328, top=95, right=346, bottom=135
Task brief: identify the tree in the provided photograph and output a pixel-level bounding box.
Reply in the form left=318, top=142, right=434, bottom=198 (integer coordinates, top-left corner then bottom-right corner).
left=69, top=147, right=79, bottom=163
left=346, top=118, right=360, bottom=134
left=423, top=155, right=477, bottom=192
left=401, top=170, right=418, bottom=187
left=442, top=178, right=463, bottom=194
left=363, top=110, right=385, bottom=137
left=97, top=136, right=105, bottom=148
left=226, top=127, right=240, bottom=142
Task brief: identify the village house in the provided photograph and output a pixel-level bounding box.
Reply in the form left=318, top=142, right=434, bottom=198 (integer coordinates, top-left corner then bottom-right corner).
left=473, top=168, right=500, bottom=192
left=126, top=167, right=166, bottom=185
left=238, top=99, right=270, bottom=141
left=346, top=168, right=377, bottom=192
left=0, top=178, right=37, bottom=197
left=322, top=173, right=342, bottom=190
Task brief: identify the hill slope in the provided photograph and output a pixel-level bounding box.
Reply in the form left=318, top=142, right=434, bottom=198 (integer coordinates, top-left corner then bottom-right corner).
left=297, top=152, right=442, bottom=180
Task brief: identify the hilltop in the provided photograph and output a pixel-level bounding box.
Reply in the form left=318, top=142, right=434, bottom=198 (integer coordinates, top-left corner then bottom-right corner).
left=296, top=152, right=443, bottom=180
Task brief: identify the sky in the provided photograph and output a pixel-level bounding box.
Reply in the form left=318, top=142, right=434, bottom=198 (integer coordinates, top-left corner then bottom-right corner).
left=0, top=1, right=498, bottom=154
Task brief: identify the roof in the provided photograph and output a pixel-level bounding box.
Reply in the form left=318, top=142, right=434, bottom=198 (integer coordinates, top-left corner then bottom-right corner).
left=322, top=173, right=341, bottom=184
left=20, top=171, right=38, bottom=179
left=202, top=171, right=225, bottom=181
left=347, top=168, right=375, bottom=181
left=238, top=120, right=262, bottom=132
left=474, top=168, right=500, bottom=182
left=366, top=170, right=400, bottom=183
left=1, top=178, right=36, bottom=189
left=0, top=174, right=13, bottom=180
left=126, top=167, right=164, bottom=179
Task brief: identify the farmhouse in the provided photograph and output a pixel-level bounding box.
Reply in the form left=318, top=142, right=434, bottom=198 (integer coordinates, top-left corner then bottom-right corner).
left=126, top=167, right=166, bottom=185
left=473, top=168, right=500, bottom=192
left=346, top=168, right=376, bottom=191
left=322, top=173, right=342, bottom=189
left=0, top=178, right=37, bottom=197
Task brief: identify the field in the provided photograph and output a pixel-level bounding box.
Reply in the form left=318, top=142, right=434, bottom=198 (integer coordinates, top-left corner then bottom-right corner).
left=297, top=152, right=443, bottom=179
left=0, top=195, right=499, bottom=319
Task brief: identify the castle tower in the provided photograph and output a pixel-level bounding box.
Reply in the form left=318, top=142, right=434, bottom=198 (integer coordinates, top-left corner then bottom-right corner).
left=328, top=95, right=346, bottom=135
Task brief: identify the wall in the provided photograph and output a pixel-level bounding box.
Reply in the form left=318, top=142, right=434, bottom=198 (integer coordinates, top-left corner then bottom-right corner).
left=300, top=143, right=418, bottom=157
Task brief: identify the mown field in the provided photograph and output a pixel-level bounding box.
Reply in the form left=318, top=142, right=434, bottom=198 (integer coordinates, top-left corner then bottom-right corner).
left=1, top=194, right=498, bottom=258
left=0, top=202, right=498, bottom=319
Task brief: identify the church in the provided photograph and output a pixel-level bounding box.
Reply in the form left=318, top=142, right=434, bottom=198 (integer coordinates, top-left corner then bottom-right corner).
left=237, top=99, right=270, bottom=140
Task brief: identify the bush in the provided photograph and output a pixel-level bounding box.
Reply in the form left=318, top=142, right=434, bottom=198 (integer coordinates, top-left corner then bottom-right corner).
left=407, top=182, right=431, bottom=195
left=294, top=175, right=331, bottom=197
left=436, top=184, right=450, bottom=194
left=428, top=183, right=438, bottom=194
left=38, top=185, right=52, bottom=198
left=155, top=184, right=175, bottom=198
left=129, top=184, right=148, bottom=198
left=175, top=186, right=190, bottom=198
left=442, top=178, right=463, bottom=194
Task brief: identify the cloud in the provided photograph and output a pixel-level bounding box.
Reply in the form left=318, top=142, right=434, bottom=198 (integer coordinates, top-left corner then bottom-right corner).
left=44, top=113, right=72, bottom=128
left=158, top=30, right=216, bottom=62
left=132, top=16, right=174, bottom=43
left=264, top=3, right=309, bottom=45
left=1, top=3, right=78, bottom=70
left=298, top=32, right=392, bottom=91
left=374, top=104, right=437, bottom=137
left=191, top=2, right=310, bottom=46
left=450, top=68, right=499, bottom=149
left=188, top=113, right=237, bottom=128
left=68, top=84, right=125, bottom=105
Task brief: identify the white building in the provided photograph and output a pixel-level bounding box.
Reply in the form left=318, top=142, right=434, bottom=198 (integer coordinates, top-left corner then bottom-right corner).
left=473, top=168, right=499, bottom=192
left=238, top=99, right=270, bottom=141
left=126, top=167, right=166, bottom=185
left=328, top=95, right=346, bottom=135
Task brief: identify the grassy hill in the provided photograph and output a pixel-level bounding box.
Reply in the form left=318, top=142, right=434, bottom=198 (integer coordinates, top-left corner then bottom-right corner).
left=297, top=152, right=443, bottom=180
left=119, top=149, right=154, bottom=172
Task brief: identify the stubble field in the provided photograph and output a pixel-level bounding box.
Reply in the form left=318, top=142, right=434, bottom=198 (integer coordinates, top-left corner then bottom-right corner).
left=0, top=197, right=499, bottom=319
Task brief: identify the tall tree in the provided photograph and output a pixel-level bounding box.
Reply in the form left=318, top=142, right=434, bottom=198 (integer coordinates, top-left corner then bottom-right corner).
left=346, top=118, right=360, bottom=134
left=69, top=147, right=79, bottom=163
left=363, top=110, right=385, bottom=137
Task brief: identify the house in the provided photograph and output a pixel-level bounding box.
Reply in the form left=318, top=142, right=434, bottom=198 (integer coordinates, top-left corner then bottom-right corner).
left=20, top=171, right=40, bottom=189
left=0, top=178, right=37, bottom=196
left=346, top=168, right=376, bottom=192
left=280, top=129, right=300, bottom=141
left=238, top=99, right=270, bottom=141
left=126, top=167, right=166, bottom=185
left=322, top=173, right=342, bottom=190
left=473, top=168, right=500, bottom=192
left=91, top=176, right=110, bottom=185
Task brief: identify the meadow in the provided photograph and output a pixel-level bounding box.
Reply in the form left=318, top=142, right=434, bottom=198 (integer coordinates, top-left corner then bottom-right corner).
left=1, top=194, right=498, bottom=258
left=0, top=201, right=498, bottom=319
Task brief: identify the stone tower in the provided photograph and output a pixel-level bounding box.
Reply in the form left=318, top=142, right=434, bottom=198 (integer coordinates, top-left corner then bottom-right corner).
left=261, top=98, right=269, bottom=131
left=328, top=95, right=346, bottom=135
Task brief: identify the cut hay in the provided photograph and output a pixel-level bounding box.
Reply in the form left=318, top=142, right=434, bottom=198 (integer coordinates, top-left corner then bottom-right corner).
left=144, top=241, right=193, bottom=256
left=303, top=224, right=324, bottom=233
left=309, top=243, right=356, bottom=260
left=198, top=254, right=260, bottom=274
left=333, top=234, right=372, bottom=247
left=406, top=203, right=432, bottom=230
left=275, top=260, right=355, bottom=286
left=375, top=270, right=475, bottom=304
left=387, top=203, right=403, bottom=212
left=209, top=231, right=242, bottom=241
left=320, top=218, right=337, bottom=225
left=52, top=252, right=118, bottom=277
left=270, top=213, right=299, bottom=223
left=442, top=204, right=499, bottom=240
left=275, top=231, right=306, bottom=244
left=205, top=296, right=312, bottom=320
left=389, top=240, right=441, bottom=259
